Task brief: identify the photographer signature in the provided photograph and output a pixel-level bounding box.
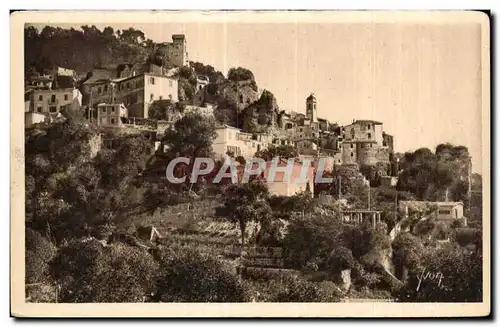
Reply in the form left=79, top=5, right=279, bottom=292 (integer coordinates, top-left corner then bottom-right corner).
left=416, top=267, right=445, bottom=292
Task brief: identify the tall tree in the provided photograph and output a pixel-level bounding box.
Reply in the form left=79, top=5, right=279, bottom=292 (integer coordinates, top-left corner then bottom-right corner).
left=223, top=181, right=271, bottom=245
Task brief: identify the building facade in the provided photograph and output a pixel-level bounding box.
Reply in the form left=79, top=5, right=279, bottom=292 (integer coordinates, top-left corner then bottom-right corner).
left=27, top=88, right=75, bottom=115
left=96, top=103, right=128, bottom=127
left=213, top=125, right=273, bottom=159
left=262, top=159, right=315, bottom=197
left=88, top=73, right=178, bottom=119
left=399, top=201, right=465, bottom=221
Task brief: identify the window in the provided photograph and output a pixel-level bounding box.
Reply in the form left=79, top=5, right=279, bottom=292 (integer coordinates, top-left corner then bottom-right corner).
left=38, top=95, right=43, bottom=101
left=370, top=143, right=373, bottom=148
left=111, top=118, right=115, bottom=124
left=150, top=77, right=155, bottom=85
left=36, top=106, right=42, bottom=113
left=64, top=94, right=69, bottom=101
left=300, top=128, right=303, bottom=132
left=367, top=124, right=371, bottom=129
left=49, top=106, right=57, bottom=113
left=438, top=210, right=451, bottom=215
left=150, top=93, right=154, bottom=101
left=368, top=133, right=371, bottom=139
left=350, top=152, right=354, bottom=157
left=239, top=95, right=244, bottom=103
left=159, top=96, right=163, bottom=100
left=350, top=143, right=353, bottom=149
left=98, top=87, right=102, bottom=94
left=104, top=85, right=108, bottom=92
left=51, top=95, right=56, bottom=103
left=102, top=107, right=106, bottom=113
left=127, top=82, right=130, bottom=89
left=169, top=80, right=173, bottom=87
left=111, top=107, right=115, bottom=113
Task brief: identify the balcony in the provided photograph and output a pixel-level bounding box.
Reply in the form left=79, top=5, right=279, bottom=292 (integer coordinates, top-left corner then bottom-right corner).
left=47, top=99, right=58, bottom=105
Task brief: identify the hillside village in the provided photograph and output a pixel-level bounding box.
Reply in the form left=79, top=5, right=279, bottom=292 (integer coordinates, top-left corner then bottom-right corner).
left=26, top=34, right=400, bottom=189
left=24, top=27, right=483, bottom=303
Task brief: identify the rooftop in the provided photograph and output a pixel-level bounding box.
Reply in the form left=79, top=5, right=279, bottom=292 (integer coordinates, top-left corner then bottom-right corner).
left=353, top=119, right=383, bottom=125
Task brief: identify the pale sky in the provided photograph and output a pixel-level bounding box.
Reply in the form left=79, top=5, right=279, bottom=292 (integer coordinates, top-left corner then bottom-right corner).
left=31, top=20, right=484, bottom=172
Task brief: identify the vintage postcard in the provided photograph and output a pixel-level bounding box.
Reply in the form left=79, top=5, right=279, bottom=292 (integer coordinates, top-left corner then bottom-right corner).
left=10, top=10, right=490, bottom=317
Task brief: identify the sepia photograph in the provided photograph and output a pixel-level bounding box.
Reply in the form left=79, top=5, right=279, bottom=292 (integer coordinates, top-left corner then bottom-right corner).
left=10, top=10, right=490, bottom=317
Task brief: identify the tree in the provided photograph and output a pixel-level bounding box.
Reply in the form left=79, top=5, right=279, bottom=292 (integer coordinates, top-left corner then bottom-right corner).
left=398, top=245, right=482, bottom=302
left=162, top=112, right=217, bottom=160
left=223, top=181, right=271, bottom=245
left=148, top=99, right=178, bottom=120
left=25, top=228, right=57, bottom=284
left=453, top=227, right=482, bottom=250
left=153, top=247, right=247, bottom=302
left=397, top=144, right=471, bottom=202
left=392, top=233, right=425, bottom=282
left=190, top=61, right=225, bottom=83
left=282, top=213, right=345, bottom=269
left=24, top=25, right=151, bottom=76
left=227, top=67, right=255, bottom=82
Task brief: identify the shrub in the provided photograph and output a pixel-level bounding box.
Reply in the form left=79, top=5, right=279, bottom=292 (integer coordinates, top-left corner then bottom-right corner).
left=451, top=218, right=467, bottom=229
left=52, top=239, right=159, bottom=302
left=326, top=246, right=355, bottom=272
left=453, top=227, right=482, bottom=249
left=271, top=276, right=341, bottom=302
left=154, top=246, right=247, bottom=302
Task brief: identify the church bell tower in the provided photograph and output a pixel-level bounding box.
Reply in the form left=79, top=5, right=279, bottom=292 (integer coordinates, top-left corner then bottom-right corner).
left=306, top=93, right=317, bottom=122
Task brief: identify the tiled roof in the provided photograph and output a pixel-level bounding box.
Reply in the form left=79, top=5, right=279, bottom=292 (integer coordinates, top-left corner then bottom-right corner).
left=354, top=119, right=383, bottom=125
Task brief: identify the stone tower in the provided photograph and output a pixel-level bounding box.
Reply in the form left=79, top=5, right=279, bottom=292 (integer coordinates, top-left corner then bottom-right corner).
left=171, top=34, right=188, bottom=67
left=306, top=93, right=317, bottom=122
left=156, top=34, right=189, bottom=68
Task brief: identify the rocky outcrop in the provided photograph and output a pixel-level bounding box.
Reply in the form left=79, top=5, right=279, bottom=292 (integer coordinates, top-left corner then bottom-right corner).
left=240, top=90, right=280, bottom=133
left=196, top=79, right=259, bottom=112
